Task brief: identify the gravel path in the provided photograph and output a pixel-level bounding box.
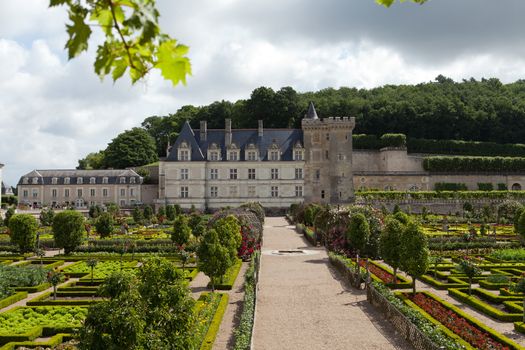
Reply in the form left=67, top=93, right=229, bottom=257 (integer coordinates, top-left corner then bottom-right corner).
left=252, top=217, right=412, bottom=350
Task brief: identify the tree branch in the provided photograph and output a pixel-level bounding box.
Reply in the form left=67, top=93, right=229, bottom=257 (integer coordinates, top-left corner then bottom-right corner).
left=108, top=0, right=137, bottom=71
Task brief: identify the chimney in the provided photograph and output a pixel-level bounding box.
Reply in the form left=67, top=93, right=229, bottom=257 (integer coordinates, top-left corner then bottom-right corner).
left=225, top=119, right=232, bottom=146
left=258, top=120, right=263, bottom=137
left=200, top=120, right=207, bottom=141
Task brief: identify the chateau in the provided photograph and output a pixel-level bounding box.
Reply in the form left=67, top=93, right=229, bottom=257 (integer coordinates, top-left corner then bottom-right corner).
left=16, top=103, right=525, bottom=210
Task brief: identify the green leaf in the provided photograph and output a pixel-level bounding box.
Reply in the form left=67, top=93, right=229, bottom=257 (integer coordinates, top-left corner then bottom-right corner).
left=49, top=0, right=70, bottom=7
left=65, top=5, right=92, bottom=59
left=155, top=40, right=191, bottom=86
left=112, top=59, right=128, bottom=81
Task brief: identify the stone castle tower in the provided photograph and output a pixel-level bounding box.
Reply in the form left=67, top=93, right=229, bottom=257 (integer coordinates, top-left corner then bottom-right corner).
left=302, top=102, right=355, bottom=204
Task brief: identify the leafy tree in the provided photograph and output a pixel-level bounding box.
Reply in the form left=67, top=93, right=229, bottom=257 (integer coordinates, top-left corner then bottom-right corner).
left=157, top=205, right=166, bottom=218
left=517, top=210, right=525, bottom=240
left=346, top=213, right=370, bottom=257
left=95, top=212, right=114, bottom=238
left=400, top=221, right=429, bottom=295
left=197, top=229, right=231, bottom=292
left=456, top=258, right=482, bottom=296
left=428, top=255, right=444, bottom=279
left=165, top=204, right=176, bottom=221
left=53, top=210, right=85, bottom=254
left=86, top=258, right=98, bottom=284
left=379, top=216, right=404, bottom=284
left=77, top=151, right=105, bottom=170
left=171, top=215, right=192, bottom=247
left=89, top=204, right=103, bottom=219
left=132, top=207, right=144, bottom=225
left=47, top=270, right=64, bottom=300
left=103, top=128, right=158, bottom=169
left=213, top=215, right=242, bottom=259
left=105, top=203, right=120, bottom=217
left=3, top=207, right=15, bottom=226
left=80, top=258, right=196, bottom=349
left=9, top=214, right=38, bottom=253
left=39, top=208, right=55, bottom=226
left=50, top=0, right=191, bottom=86
left=376, top=0, right=427, bottom=7
left=143, top=205, right=153, bottom=221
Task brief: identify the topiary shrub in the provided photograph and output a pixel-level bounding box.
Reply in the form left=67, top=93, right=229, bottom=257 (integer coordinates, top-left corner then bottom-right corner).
left=9, top=214, right=38, bottom=253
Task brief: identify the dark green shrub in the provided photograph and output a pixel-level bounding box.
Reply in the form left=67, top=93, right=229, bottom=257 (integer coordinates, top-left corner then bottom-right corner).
left=9, top=214, right=38, bottom=253
left=435, top=182, right=468, bottom=191
left=53, top=210, right=85, bottom=254
left=95, top=212, right=114, bottom=238
left=380, top=133, right=406, bottom=148
left=423, top=156, right=525, bottom=173
left=477, top=183, right=494, bottom=191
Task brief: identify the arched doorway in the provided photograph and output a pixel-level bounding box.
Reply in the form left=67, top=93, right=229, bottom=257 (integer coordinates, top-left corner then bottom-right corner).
left=511, top=183, right=522, bottom=191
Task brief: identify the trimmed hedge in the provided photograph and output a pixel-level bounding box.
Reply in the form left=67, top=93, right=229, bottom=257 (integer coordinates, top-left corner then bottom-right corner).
left=0, top=333, right=72, bottom=350
left=411, top=291, right=523, bottom=349
left=208, top=259, right=243, bottom=290
left=357, top=190, right=525, bottom=200
left=14, top=282, right=51, bottom=293
left=27, top=291, right=98, bottom=306
left=353, top=133, right=406, bottom=149
left=199, top=293, right=229, bottom=350
left=515, top=322, right=525, bottom=334
left=408, top=138, right=525, bottom=157
left=0, top=292, right=28, bottom=309
left=423, top=156, right=525, bottom=173
left=419, top=274, right=467, bottom=290
left=434, top=182, right=468, bottom=191
left=448, top=288, right=522, bottom=322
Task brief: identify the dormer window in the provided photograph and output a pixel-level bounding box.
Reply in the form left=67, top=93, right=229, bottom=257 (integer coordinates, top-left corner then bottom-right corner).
left=130, top=177, right=136, bottom=184
left=208, top=143, right=220, bottom=161
left=77, top=177, right=83, bottom=184
left=178, top=141, right=190, bottom=161
left=64, top=177, right=70, bottom=185
left=120, top=177, right=126, bottom=184
left=269, top=151, right=280, bottom=161
left=210, top=151, right=219, bottom=161
left=51, top=177, right=58, bottom=185
left=32, top=177, right=38, bottom=184
left=89, top=177, right=96, bottom=184
left=23, top=177, right=29, bottom=184
left=245, top=143, right=258, bottom=161
left=293, top=141, right=304, bottom=161
left=227, top=143, right=239, bottom=161
left=102, top=177, right=108, bottom=184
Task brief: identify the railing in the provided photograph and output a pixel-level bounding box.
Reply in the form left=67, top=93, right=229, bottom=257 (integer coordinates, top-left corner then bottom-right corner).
left=366, top=284, right=442, bottom=350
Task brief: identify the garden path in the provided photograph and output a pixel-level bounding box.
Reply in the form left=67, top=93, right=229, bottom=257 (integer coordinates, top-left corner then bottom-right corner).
left=190, top=264, right=249, bottom=350
left=252, top=217, right=412, bottom=350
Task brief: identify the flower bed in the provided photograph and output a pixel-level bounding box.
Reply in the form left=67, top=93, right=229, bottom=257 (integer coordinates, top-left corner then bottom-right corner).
left=357, top=260, right=411, bottom=288
left=408, top=291, right=521, bottom=349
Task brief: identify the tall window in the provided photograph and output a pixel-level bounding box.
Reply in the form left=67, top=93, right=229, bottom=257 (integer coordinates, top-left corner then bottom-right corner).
left=294, top=150, right=303, bottom=161
left=210, top=186, right=218, bottom=198
left=77, top=177, right=83, bottom=184
left=248, top=186, right=256, bottom=198
left=321, top=190, right=325, bottom=199
left=271, top=186, right=279, bottom=198
left=77, top=189, right=83, bottom=197
left=295, top=168, right=303, bottom=180
left=89, top=177, right=96, bottom=184
left=247, top=151, right=257, bottom=161
left=271, top=168, right=279, bottom=180
left=64, top=189, right=69, bottom=198
left=315, top=169, right=320, bottom=180
left=102, top=188, right=108, bottom=197
left=295, top=186, right=303, bottom=197
left=248, top=168, right=256, bottom=180
left=229, top=151, right=238, bottom=161
left=130, top=188, right=135, bottom=197
left=90, top=189, right=96, bottom=197
left=180, top=150, right=189, bottom=161
left=229, top=186, right=238, bottom=197
left=210, top=151, right=219, bottom=161
left=230, top=169, right=237, bottom=180
left=269, top=151, right=279, bottom=161
left=32, top=190, right=38, bottom=198
left=180, top=169, right=189, bottom=180
left=23, top=190, right=28, bottom=198
left=120, top=188, right=126, bottom=196
left=52, top=189, right=57, bottom=198
left=180, top=186, right=189, bottom=198
left=210, top=169, right=218, bottom=180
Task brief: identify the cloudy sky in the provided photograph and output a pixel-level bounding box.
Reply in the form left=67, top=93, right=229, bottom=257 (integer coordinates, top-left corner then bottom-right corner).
left=1, top=0, right=525, bottom=186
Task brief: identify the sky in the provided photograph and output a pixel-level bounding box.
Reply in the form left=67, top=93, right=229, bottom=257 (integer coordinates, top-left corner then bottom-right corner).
left=1, top=0, right=525, bottom=186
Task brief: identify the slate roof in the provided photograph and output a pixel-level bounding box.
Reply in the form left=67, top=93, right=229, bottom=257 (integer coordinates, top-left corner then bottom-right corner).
left=18, top=169, right=141, bottom=185
left=166, top=121, right=303, bottom=161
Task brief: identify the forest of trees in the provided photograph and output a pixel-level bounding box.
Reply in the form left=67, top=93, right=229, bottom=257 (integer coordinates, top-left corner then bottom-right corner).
left=79, top=76, right=525, bottom=169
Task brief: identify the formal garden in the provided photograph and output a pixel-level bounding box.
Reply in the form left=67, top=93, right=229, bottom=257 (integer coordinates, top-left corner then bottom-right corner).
left=0, top=202, right=264, bottom=350
left=289, top=200, right=525, bottom=349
